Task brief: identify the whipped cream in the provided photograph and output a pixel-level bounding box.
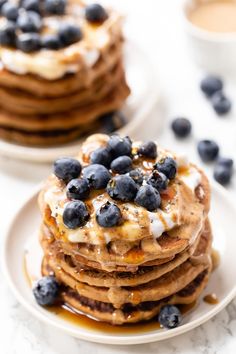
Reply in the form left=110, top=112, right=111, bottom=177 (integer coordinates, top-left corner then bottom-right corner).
left=148, top=210, right=178, bottom=239
left=179, top=166, right=202, bottom=192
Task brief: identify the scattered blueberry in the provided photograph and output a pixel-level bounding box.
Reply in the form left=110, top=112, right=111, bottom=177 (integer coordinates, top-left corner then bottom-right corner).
left=44, top=0, right=66, bottom=15
left=217, top=157, right=234, bottom=169
left=1, top=3, right=19, bottom=21
left=211, top=91, right=231, bottom=115
left=106, top=175, right=138, bottom=201
left=85, top=3, right=108, bottom=23
left=171, top=117, right=192, bottom=138
left=41, top=34, right=62, bottom=50
left=53, top=157, right=81, bottom=183
left=138, top=141, right=157, bottom=159
left=90, top=147, right=112, bottom=167
left=59, top=23, right=83, bottom=46
left=96, top=201, right=122, bottom=227
left=21, top=0, right=40, bottom=13
left=16, top=32, right=41, bottom=52
left=135, top=185, right=161, bottom=211
left=83, top=164, right=111, bottom=189
left=0, top=0, right=7, bottom=12
left=200, top=75, right=223, bottom=97
left=155, top=157, right=177, bottom=180
left=63, top=200, right=89, bottom=229
left=197, top=140, right=219, bottom=162
left=214, top=164, right=233, bottom=186
left=107, top=135, right=132, bottom=158
left=147, top=170, right=168, bottom=191
left=17, top=11, right=42, bottom=33
left=128, top=168, right=144, bottom=185
left=66, top=178, right=90, bottom=200
left=158, top=305, right=182, bottom=329
left=0, top=21, right=16, bottom=46
left=33, top=276, right=59, bottom=306
left=110, top=156, right=132, bottom=174
left=100, top=111, right=126, bottom=133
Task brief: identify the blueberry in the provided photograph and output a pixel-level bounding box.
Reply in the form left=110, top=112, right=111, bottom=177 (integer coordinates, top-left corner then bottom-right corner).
left=217, top=157, right=234, bottom=169
left=66, top=178, right=90, bottom=200
left=106, top=175, right=138, bottom=201
left=0, top=0, right=7, bottom=13
left=128, top=168, right=144, bottom=185
left=33, top=276, right=59, bottom=306
left=138, top=141, right=157, bottom=159
left=1, top=3, right=19, bottom=21
left=17, top=11, right=42, bottom=33
left=155, top=157, right=177, bottom=180
left=147, top=170, right=168, bottom=191
left=0, top=21, right=16, bottom=46
left=200, top=75, right=223, bottom=97
left=59, top=23, right=83, bottom=46
left=16, top=33, right=41, bottom=52
left=85, top=3, right=108, bottom=23
left=63, top=200, right=89, bottom=229
left=21, top=0, right=40, bottom=13
left=211, top=91, right=231, bottom=115
left=90, top=147, right=112, bottom=167
left=41, top=34, right=62, bottom=50
left=96, top=201, right=122, bottom=227
left=53, top=157, right=82, bottom=183
left=158, top=305, right=182, bottom=329
left=107, top=135, right=132, bottom=158
left=197, top=140, right=219, bottom=162
left=135, top=185, right=161, bottom=211
left=83, top=164, right=111, bottom=189
left=100, top=111, right=126, bottom=133
left=44, top=0, right=66, bottom=15
left=171, top=117, right=192, bottom=138
left=110, top=156, right=132, bottom=174
left=214, top=164, right=233, bottom=186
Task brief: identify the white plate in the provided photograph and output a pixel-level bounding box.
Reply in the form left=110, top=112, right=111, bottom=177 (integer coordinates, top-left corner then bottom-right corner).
left=0, top=40, right=161, bottom=163
left=2, top=181, right=236, bottom=345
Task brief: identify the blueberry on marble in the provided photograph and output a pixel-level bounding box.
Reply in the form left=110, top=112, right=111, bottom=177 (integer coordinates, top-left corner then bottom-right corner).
left=90, top=147, right=112, bottom=167
left=200, top=75, right=223, bottom=97
left=128, top=168, right=144, bottom=185
left=1, top=3, right=19, bottom=21
left=96, top=201, right=122, bottom=227
left=41, top=34, right=62, bottom=50
left=197, top=140, right=219, bottom=162
left=135, top=185, right=161, bottom=211
left=106, top=175, right=138, bottom=201
left=107, top=135, right=132, bottom=158
left=85, top=3, right=108, bottom=23
left=59, top=23, right=83, bottom=46
left=211, top=91, right=231, bottom=115
left=158, top=305, right=182, bottom=329
left=154, top=157, right=177, bottom=180
left=21, top=0, right=40, bottom=13
left=138, top=141, right=157, bottom=159
left=16, top=33, right=41, bottom=52
left=83, top=164, right=111, bottom=189
left=147, top=170, right=168, bottom=191
left=214, top=164, right=233, bottom=186
left=53, top=157, right=82, bottom=182
left=63, top=200, right=89, bottom=229
left=0, top=21, right=16, bottom=46
left=110, top=156, right=132, bottom=174
left=33, top=276, right=59, bottom=306
left=171, top=117, right=192, bottom=138
left=66, top=178, right=90, bottom=200
left=17, top=11, right=42, bottom=33
left=44, top=0, right=66, bottom=15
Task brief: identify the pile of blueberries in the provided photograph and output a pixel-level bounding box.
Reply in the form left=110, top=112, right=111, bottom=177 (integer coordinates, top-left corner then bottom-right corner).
left=171, top=75, right=234, bottom=186
left=0, top=1, right=108, bottom=52
left=53, top=135, right=176, bottom=229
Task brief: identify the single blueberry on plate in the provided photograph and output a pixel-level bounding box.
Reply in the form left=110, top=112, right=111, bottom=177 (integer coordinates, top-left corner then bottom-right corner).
left=107, top=175, right=138, bottom=201
left=135, top=185, right=161, bottom=211
left=100, top=111, right=126, bottom=133
left=1, top=3, right=19, bottom=21
left=0, top=21, right=16, bottom=46
left=110, top=156, right=132, bottom=174
left=138, top=141, right=157, bottom=159
left=214, top=164, right=233, bottom=186
left=33, top=276, right=59, bottom=306
left=44, top=0, right=66, bottom=15
left=128, top=168, right=144, bottom=185
left=83, top=164, right=111, bottom=189
left=16, top=33, right=41, bottom=52
left=53, top=157, right=82, bottom=182
left=155, top=157, right=177, bottom=180
left=211, top=91, right=231, bottom=115
left=158, top=305, right=182, bottom=329
left=147, top=170, right=168, bottom=191
left=217, top=157, right=234, bottom=169
left=17, top=11, right=42, bottom=33
left=200, top=75, right=223, bottom=97
left=197, top=140, right=219, bottom=162
left=90, top=147, right=112, bottom=167
left=96, top=201, right=122, bottom=227
left=171, top=117, right=192, bottom=138
left=66, top=178, right=90, bottom=200
left=85, top=3, right=108, bottom=23
left=59, top=23, right=83, bottom=46
left=41, top=34, right=62, bottom=50
left=107, top=135, right=132, bottom=158
left=21, top=0, right=40, bottom=13
left=63, top=200, right=89, bottom=229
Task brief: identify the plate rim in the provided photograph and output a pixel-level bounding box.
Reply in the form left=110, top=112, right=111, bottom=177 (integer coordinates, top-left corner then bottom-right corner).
left=2, top=181, right=236, bottom=345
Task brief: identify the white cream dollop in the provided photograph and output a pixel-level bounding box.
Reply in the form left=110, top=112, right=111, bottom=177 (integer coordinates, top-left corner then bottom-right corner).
left=148, top=210, right=177, bottom=239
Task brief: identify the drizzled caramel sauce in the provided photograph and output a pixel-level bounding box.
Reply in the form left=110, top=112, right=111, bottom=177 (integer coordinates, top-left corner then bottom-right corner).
left=203, top=294, right=219, bottom=305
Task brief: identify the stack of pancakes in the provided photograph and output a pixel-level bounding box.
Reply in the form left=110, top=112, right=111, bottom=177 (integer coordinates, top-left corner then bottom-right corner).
left=39, top=134, right=213, bottom=325
left=0, top=1, right=130, bottom=146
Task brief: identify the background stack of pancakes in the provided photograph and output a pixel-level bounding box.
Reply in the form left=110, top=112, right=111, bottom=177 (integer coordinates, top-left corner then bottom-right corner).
left=0, top=1, right=130, bottom=146
left=38, top=134, right=213, bottom=325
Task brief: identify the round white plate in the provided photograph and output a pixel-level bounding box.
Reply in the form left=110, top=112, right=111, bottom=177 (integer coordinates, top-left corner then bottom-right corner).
left=0, top=40, right=161, bottom=163
left=2, top=181, right=236, bottom=345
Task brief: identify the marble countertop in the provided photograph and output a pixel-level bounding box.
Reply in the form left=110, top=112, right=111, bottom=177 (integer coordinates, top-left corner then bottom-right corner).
left=1, top=0, right=236, bottom=353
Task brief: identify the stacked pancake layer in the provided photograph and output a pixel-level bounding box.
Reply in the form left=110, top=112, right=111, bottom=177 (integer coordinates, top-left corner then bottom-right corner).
left=0, top=1, right=130, bottom=146
left=39, top=134, right=213, bottom=325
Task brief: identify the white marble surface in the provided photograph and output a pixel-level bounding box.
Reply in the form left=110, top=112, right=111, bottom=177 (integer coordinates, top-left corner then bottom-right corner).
left=1, top=0, right=236, bottom=352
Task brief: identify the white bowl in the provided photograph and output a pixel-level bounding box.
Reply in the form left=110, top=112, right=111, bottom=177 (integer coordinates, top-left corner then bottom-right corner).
left=183, top=0, right=236, bottom=76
